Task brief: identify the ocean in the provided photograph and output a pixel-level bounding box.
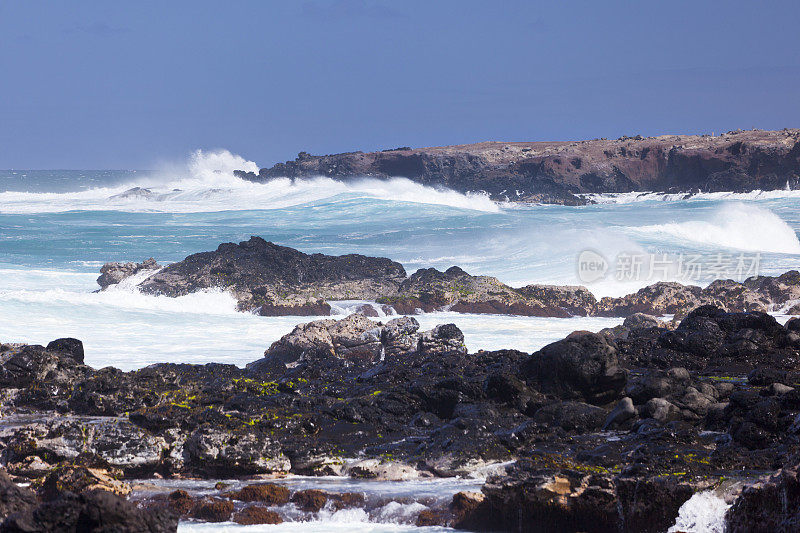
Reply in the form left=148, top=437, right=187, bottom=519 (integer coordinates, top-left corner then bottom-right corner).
left=1, top=149, right=798, bottom=530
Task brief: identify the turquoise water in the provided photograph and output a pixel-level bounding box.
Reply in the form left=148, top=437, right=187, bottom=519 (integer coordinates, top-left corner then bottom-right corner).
left=0, top=151, right=793, bottom=531
left=1, top=150, right=799, bottom=370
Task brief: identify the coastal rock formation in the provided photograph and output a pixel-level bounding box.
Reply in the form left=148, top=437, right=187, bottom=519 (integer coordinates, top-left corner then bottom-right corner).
left=96, top=258, right=160, bottom=290
left=135, top=236, right=406, bottom=315
left=456, top=461, right=712, bottom=533
left=380, top=266, right=593, bottom=317
left=97, top=238, right=800, bottom=319
left=3, top=307, right=800, bottom=528
left=725, top=460, right=800, bottom=532
left=236, top=129, right=800, bottom=204
left=0, top=466, right=177, bottom=533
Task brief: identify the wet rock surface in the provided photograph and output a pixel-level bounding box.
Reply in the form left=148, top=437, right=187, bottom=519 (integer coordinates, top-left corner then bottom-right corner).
left=1, top=307, right=800, bottom=530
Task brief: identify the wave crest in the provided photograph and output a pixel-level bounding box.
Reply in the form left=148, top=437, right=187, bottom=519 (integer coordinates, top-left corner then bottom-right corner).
left=0, top=149, right=500, bottom=214
left=628, top=203, right=800, bottom=254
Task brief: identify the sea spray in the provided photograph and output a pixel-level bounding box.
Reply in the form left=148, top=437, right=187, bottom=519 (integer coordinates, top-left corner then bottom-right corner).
left=626, top=202, right=800, bottom=254
left=668, top=491, right=730, bottom=533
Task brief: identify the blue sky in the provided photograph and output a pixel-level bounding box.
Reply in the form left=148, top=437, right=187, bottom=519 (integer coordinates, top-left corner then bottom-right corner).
left=1, top=0, right=799, bottom=168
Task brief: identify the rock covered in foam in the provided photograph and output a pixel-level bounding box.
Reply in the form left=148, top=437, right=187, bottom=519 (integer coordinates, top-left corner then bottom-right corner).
left=96, top=257, right=160, bottom=289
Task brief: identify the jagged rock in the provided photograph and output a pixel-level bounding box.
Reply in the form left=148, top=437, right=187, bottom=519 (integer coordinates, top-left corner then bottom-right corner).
left=4, top=418, right=167, bottom=474
left=418, top=323, right=467, bottom=355
left=136, top=237, right=406, bottom=314
left=726, top=461, right=800, bottom=532
left=381, top=316, right=421, bottom=357
left=184, top=428, right=290, bottom=475
left=39, top=466, right=131, bottom=501
left=458, top=461, right=708, bottom=533
left=381, top=266, right=595, bottom=317
left=0, top=469, right=37, bottom=520
left=96, top=258, right=160, bottom=289
left=45, top=338, right=84, bottom=365
left=622, top=313, right=661, bottom=331
left=522, top=331, right=627, bottom=405
left=618, top=305, right=800, bottom=372
left=254, top=314, right=464, bottom=369
left=1, top=490, right=178, bottom=532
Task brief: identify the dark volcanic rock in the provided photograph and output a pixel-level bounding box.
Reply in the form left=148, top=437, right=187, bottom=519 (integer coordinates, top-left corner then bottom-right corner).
left=98, top=234, right=800, bottom=319
left=45, top=338, right=85, bottom=365
left=0, top=470, right=37, bottom=520
left=381, top=266, right=594, bottom=316
left=239, top=130, right=800, bottom=203
left=618, top=305, right=800, bottom=372
left=457, top=461, right=708, bottom=533
left=726, top=460, right=800, bottom=532
left=1, top=490, right=177, bottom=533
left=136, top=236, right=406, bottom=313
left=522, top=331, right=627, bottom=405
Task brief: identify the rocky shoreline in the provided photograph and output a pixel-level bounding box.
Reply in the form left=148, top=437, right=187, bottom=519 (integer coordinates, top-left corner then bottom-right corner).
left=235, top=129, right=800, bottom=205
left=98, top=236, right=800, bottom=318
left=1, top=303, right=800, bottom=530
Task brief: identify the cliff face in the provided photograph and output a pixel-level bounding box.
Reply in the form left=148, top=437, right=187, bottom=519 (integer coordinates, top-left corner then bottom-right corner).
left=236, top=129, right=800, bottom=204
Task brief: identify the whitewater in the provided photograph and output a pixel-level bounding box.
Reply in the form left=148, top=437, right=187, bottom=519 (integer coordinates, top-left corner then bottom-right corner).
left=0, top=150, right=798, bottom=531
left=2, top=149, right=800, bottom=371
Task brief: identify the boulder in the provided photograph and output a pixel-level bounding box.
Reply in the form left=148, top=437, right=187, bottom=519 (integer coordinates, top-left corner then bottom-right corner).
left=290, top=489, right=327, bottom=512
left=39, top=466, right=131, bottom=501
left=1, top=490, right=178, bottom=532
left=0, top=469, right=37, bottom=520
left=226, top=484, right=290, bottom=505
left=523, top=332, right=627, bottom=405
left=45, top=338, right=85, bottom=365
left=96, top=258, right=160, bottom=290
left=233, top=506, right=283, bottom=525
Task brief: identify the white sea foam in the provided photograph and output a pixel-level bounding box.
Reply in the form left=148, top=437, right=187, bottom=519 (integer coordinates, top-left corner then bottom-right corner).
left=586, top=188, right=800, bottom=204
left=0, top=266, right=623, bottom=370
left=626, top=203, right=800, bottom=254
left=668, top=491, right=730, bottom=533
left=177, top=522, right=451, bottom=532
left=0, top=149, right=500, bottom=214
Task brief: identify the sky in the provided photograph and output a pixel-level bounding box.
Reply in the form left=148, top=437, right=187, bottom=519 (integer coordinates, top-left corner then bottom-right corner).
left=1, top=0, right=799, bottom=169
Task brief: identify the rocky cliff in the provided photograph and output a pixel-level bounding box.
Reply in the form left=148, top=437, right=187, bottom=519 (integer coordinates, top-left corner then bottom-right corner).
left=236, top=129, right=800, bottom=204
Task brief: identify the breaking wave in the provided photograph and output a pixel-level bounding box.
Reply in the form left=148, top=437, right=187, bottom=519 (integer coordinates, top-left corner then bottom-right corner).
left=586, top=187, right=800, bottom=204
left=0, top=149, right=500, bottom=214
left=668, top=491, right=730, bottom=533
left=626, top=203, right=800, bottom=254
